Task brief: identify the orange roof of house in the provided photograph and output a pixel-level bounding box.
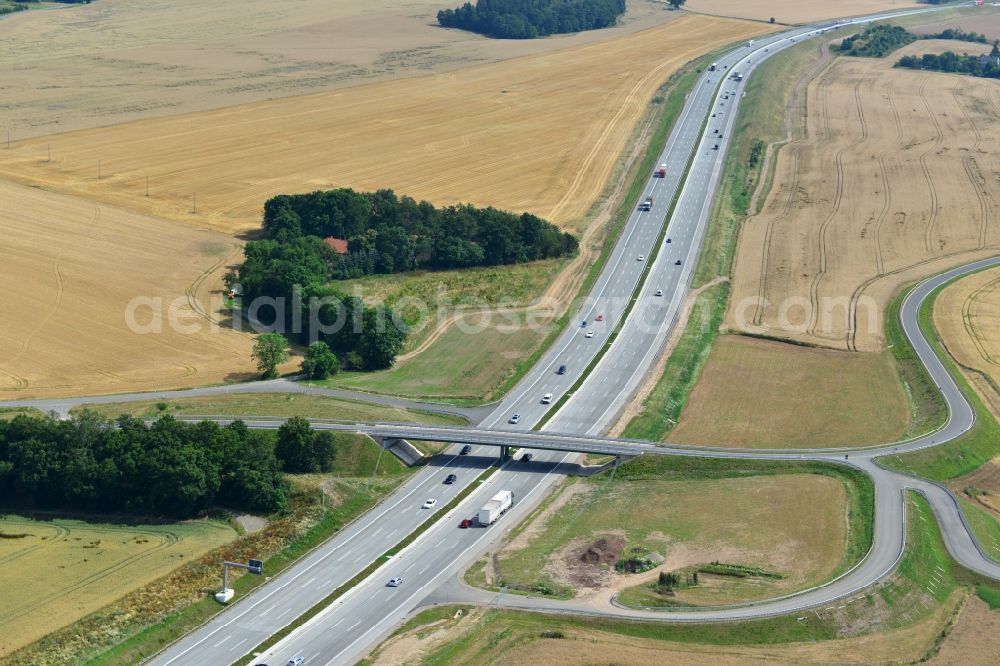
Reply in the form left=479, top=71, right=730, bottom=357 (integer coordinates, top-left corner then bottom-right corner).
left=324, top=237, right=349, bottom=254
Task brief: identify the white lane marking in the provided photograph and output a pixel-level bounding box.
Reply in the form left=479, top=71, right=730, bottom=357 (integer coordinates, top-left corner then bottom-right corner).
left=228, top=638, right=247, bottom=652
left=212, top=635, right=230, bottom=648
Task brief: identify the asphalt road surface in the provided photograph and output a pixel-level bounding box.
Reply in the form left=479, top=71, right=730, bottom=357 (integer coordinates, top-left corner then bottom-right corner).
left=137, top=4, right=991, bottom=665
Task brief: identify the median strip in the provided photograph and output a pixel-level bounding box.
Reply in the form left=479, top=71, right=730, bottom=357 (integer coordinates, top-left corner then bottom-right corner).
left=233, top=464, right=498, bottom=665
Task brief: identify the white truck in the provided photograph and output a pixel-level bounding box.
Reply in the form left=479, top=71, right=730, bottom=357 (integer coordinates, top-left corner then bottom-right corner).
left=478, top=490, right=513, bottom=526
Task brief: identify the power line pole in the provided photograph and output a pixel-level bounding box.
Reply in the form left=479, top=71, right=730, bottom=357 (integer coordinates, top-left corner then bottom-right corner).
left=98, top=160, right=101, bottom=180
left=145, top=176, right=149, bottom=197
left=47, top=144, right=51, bottom=163
left=192, top=192, right=197, bottom=214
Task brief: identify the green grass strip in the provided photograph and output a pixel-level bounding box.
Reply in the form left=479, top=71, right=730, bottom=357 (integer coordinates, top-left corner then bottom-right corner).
left=233, top=465, right=497, bottom=665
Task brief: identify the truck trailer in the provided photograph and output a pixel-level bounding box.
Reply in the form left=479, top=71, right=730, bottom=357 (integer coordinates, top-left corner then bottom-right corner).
left=478, top=490, right=513, bottom=526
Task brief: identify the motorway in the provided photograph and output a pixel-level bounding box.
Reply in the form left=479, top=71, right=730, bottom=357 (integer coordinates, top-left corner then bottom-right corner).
left=103, top=3, right=994, bottom=664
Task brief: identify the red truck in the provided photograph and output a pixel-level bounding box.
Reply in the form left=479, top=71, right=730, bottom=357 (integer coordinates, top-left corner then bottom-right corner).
left=654, top=164, right=667, bottom=178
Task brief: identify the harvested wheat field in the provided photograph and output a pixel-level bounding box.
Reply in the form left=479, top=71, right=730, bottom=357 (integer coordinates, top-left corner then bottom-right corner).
left=935, top=265, right=1000, bottom=416
left=685, top=0, right=920, bottom=25
left=0, top=179, right=293, bottom=400
left=0, top=15, right=773, bottom=235
left=0, top=0, right=679, bottom=140
left=670, top=335, right=908, bottom=448
left=0, top=514, right=235, bottom=656
left=729, top=39, right=1000, bottom=352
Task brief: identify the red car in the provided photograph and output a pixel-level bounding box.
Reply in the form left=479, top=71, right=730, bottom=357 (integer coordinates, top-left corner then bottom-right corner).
left=460, top=518, right=473, bottom=528
left=595, top=314, right=604, bottom=321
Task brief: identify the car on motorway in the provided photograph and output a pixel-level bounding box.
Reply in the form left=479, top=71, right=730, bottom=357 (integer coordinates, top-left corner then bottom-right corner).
left=666, top=237, right=672, bottom=243
left=444, top=474, right=457, bottom=484
left=675, top=260, right=682, bottom=266
left=655, top=289, right=663, bottom=296
left=637, top=255, right=644, bottom=261
left=286, top=657, right=305, bottom=666
left=581, top=320, right=587, bottom=327
left=557, top=365, right=567, bottom=375
left=460, top=517, right=473, bottom=528
left=387, top=577, right=403, bottom=587
left=541, top=393, right=553, bottom=404
left=508, top=413, right=521, bottom=424
left=585, top=330, right=594, bottom=338
left=595, top=314, right=604, bottom=321
left=522, top=453, right=534, bottom=462
left=422, top=499, right=438, bottom=509
left=460, top=444, right=472, bottom=455
left=713, top=144, right=719, bottom=150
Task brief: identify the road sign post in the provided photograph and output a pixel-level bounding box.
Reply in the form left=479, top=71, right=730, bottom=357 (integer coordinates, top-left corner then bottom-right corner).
left=216, top=559, right=264, bottom=603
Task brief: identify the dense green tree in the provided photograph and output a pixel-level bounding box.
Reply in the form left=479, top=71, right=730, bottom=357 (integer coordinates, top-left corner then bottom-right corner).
left=668, top=0, right=685, bottom=9
left=437, top=0, right=626, bottom=38
left=0, top=413, right=286, bottom=519
left=301, top=340, right=341, bottom=379
left=252, top=332, right=290, bottom=379
left=275, top=417, right=336, bottom=473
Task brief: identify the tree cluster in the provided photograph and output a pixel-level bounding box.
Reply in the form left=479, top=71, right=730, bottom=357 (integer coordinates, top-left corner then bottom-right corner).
left=0, top=4, right=29, bottom=15
left=260, top=188, right=577, bottom=276
left=897, top=46, right=1000, bottom=78
left=0, top=413, right=287, bottom=519
left=275, top=417, right=337, bottom=473
left=839, top=24, right=916, bottom=57
left=231, top=240, right=407, bottom=371
left=437, top=0, right=626, bottom=39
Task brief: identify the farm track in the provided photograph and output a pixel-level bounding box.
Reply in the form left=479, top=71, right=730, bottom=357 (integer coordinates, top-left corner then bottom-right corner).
left=960, top=272, right=1000, bottom=369
left=0, top=528, right=181, bottom=625
left=919, top=81, right=943, bottom=255
left=0, top=523, right=70, bottom=566
left=749, top=41, right=834, bottom=328
left=807, top=76, right=867, bottom=338
left=952, top=90, right=989, bottom=250
left=753, top=151, right=798, bottom=327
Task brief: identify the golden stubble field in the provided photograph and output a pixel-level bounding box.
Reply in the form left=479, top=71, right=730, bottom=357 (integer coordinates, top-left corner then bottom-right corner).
left=934, top=265, right=1000, bottom=416
left=0, top=0, right=679, bottom=140
left=0, top=514, right=235, bottom=656
left=0, top=14, right=773, bottom=235
left=685, top=0, right=920, bottom=25
left=728, top=39, right=1000, bottom=352
left=0, top=179, right=294, bottom=399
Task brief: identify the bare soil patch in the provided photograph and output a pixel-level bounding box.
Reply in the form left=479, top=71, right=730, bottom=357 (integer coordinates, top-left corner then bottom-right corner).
left=728, top=39, right=1000, bottom=352
left=670, top=335, right=909, bottom=448
left=0, top=15, right=773, bottom=234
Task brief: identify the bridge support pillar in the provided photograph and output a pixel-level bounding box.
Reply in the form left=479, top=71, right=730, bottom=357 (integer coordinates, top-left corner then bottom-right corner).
left=500, top=445, right=512, bottom=462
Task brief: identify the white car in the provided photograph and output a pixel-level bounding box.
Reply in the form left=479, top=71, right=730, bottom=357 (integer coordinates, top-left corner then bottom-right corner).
left=541, top=393, right=553, bottom=404
left=637, top=255, right=645, bottom=261
left=387, top=577, right=403, bottom=587
left=286, top=658, right=305, bottom=666
left=585, top=330, right=594, bottom=338
left=655, top=289, right=663, bottom=297
left=508, top=413, right=521, bottom=424
left=422, top=499, right=437, bottom=509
